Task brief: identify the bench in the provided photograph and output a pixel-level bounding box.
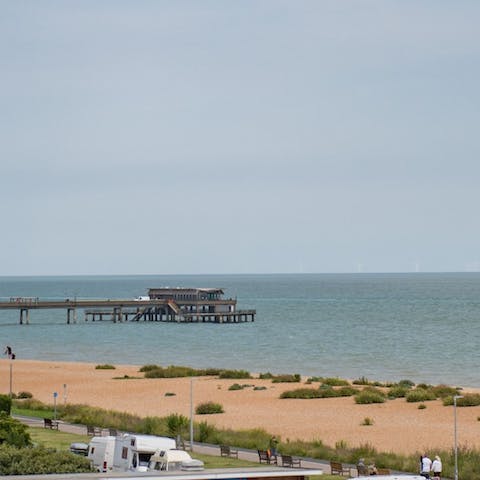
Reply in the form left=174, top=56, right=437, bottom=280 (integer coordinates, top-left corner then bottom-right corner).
left=220, top=445, right=239, bottom=458
left=280, top=454, right=301, bottom=468
left=377, top=468, right=391, bottom=475
left=330, top=461, right=353, bottom=476
left=258, top=449, right=277, bottom=465
left=86, top=425, right=102, bottom=436
left=43, top=418, right=59, bottom=430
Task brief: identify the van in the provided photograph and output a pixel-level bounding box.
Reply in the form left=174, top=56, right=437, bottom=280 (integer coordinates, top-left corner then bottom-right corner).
left=148, top=449, right=204, bottom=472
left=87, top=436, right=116, bottom=472
left=113, top=434, right=176, bottom=472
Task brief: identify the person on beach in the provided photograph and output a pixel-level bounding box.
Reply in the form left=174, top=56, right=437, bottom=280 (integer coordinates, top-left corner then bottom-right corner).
left=4, top=345, right=12, bottom=359
left=268, top=435, right=279, bottom=460
left=431, top=455, right=442, bottom=479
left=420, top=454, right=432, bottom=479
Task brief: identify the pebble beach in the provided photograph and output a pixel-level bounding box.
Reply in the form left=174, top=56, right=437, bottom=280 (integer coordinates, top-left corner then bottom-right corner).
left=2, top=359, right=479, bottom=456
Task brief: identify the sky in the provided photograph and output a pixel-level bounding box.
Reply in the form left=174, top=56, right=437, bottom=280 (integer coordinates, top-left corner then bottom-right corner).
left=1, top=1, right=479, bottom=275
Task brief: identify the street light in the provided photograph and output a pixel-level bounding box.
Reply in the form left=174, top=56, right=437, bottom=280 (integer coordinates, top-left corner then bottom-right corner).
left=454, top=395, right=464, bottom=480
left=190, top=378, right=194, bottom=451
left=9, top=362, right=13, bottom=398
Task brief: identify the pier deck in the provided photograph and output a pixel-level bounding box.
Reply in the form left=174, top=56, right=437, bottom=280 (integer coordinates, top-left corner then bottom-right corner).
left=0, top=297, right=256, bottom=324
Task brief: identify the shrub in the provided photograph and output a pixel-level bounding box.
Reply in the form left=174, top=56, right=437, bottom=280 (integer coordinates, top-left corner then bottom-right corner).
left=142, top=365, right=220, bottom=378
left=218, top=370, right=252, bottom=379
left=405, top=388, right=436, bottom=403
left=258, top=372, right=274, bottom=379
left=337, top=386, right=359, bottom=397
left=354, top=388, right=386, bottom=404
left=95, top=364, right=115, bottom=370
left=144, top=365, right=198, bottom=378
left=321, top=377, right=350, bottom=387
left=361, top=417, right=374, bottom=426
left=317, top=386, right=342, bottom=398
left=166, top=413, right=189, bottom=436
left=418, top=404, right=426, bottom=409
left=254, top=386, right=267, bottom=391
left=271, top=374, right=301, bottom=383
left=416, top=383, right=432, bottom=390
left=353, top=376, right=371, bottom=385
left=443, top=394, right=480, bottom=407
left=431, top=384, right=460, bottom=398
left=0, top=413, right=32, bottom=447
left=0, top=445, right=93, bottom=474
left=280, top=388, right=321, bottom=399
left=164, top=392, right=176, bottom=397
left=228, top=383, right=245, bottom=391
left=0, top=395, right=12, bottom=415
left=388, top=385, right=410, bottom=399
left=197, top=421, right=215, bottom=442
left=397, top=379, right=415, bottom=388
left=196, top=402, right=224, bottom=414
left=16, top=391, right=33, bottom=399
left=139, top=364, right=159, bottom=372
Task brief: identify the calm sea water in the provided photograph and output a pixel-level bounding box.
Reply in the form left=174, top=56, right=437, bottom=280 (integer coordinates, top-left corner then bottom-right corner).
left=0, top=273, right=479, bottom=387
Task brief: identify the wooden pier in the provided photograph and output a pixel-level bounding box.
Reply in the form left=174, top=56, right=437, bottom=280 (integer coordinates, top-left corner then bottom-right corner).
left=0, top=288, right=256, bottom=324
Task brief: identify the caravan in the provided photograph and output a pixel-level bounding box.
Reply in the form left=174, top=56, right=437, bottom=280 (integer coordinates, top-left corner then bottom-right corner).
left=148, top=449, right=204, bottom=472
left=87, top=436, right=116, bottom=472
left=113, top=433, right=176, bottom=472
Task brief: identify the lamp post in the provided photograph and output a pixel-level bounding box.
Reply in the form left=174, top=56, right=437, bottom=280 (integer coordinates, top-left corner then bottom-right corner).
left=454, top=395, right=463, bottom=480
left=190, top=378, right=194, bottom=451
left=53, top=392, right=58, bottom=422
left=9, top=362, right=13, bottom=398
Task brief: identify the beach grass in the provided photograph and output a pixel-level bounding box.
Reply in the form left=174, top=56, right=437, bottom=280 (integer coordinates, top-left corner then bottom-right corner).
left=15, top=401, right=480, bottom=480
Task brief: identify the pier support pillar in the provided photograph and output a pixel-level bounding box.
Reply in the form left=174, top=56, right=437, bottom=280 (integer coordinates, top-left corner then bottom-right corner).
left=19, top=308, right=29, bottom=325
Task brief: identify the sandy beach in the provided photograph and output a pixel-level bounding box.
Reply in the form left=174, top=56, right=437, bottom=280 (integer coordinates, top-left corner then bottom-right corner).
left=1, top=359, right=479, bottom=455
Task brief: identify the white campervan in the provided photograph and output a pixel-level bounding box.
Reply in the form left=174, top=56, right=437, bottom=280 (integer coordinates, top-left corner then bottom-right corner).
left=87, top=436, right=116, bottom=472
left=148, top=449, right=204, bottom=472
left=113, top=434, right=176, bottom=472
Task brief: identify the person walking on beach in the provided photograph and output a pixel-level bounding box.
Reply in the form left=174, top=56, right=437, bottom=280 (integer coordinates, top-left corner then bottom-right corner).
left=4, top=345, right=12, bottom=359
left=431, top=455, right=442, bottom=479
left=420, top=454, right=432, bottom=479
left=269, top=435, right=279, bottom=460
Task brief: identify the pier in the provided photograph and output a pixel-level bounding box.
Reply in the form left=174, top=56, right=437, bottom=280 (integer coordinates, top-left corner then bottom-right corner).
left=0, top=288, right=256, bottom=324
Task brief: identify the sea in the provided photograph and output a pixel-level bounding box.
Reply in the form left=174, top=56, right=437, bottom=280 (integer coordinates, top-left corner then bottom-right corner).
left=0, top=273, right=479, bottom=388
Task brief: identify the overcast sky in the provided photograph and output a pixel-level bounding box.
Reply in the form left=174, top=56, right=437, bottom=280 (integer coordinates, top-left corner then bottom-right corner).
left=1, top=1, right=479, bottom=275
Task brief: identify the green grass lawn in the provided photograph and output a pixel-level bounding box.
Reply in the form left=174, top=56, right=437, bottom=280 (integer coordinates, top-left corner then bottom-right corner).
left=26, top=426, right=334, bottom=477
left=28, top=426, right=91, bottom=451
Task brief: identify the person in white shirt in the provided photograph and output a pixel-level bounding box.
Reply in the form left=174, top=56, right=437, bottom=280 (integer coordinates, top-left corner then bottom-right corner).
left=421, top=454, right=432, bottom=478
left=431, top=455, right=442, bottom=479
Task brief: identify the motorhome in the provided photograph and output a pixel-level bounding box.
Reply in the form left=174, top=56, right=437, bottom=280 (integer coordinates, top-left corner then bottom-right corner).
left=87, top=436, right=116, bottom=472
left=148, top=449, right=204, bottom=472
left=112, top=433, right=176, bottom=472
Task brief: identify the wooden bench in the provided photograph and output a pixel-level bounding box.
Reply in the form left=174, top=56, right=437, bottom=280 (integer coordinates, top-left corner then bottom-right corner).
left=330, top=461, right=353, bottom=476
left=43, top=418, right=59, bottom=430
left=377, top=468, right=391, bottom=475
left=280, top=455, right=301, bottom=468
left=258, top=449, right=277, bottom=465
left=86, top=425, right=102, bottom=436
left=220, top=445, right=239, bottom=458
